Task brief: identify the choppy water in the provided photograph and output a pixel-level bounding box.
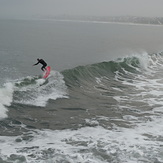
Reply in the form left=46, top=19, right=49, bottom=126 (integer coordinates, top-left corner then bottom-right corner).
left=1, top=19, right=163, bottom=163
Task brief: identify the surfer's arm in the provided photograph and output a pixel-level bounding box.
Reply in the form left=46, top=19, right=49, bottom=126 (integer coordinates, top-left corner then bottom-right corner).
left=33, top=61, right=39, bottom=66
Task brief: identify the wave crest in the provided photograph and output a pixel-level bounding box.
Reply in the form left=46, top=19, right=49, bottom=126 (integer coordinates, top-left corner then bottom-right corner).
left=62, top=52, right=159, bottom=87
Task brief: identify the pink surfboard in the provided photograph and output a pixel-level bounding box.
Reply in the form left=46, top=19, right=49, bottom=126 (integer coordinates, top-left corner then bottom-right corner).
left=43, top=66, right=51, bottom=79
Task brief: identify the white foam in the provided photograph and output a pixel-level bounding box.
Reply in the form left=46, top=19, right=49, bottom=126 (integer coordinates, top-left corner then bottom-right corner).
left=1, top=114, right=163, bottom=163
left=135, top=52, right=149, bottom=70
left=114, top=53, right=163, bottom=111
left=36, top=78, right=46, bottom=86
left=153, top=107, right=163, bottom=113
left=14, top=71, right=68, bottom=107
left=0, top=82, right=14, bottom=119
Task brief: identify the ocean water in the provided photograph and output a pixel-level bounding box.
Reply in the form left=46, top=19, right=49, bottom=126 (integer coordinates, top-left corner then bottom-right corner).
left=1, top=19, right=163, bottom=163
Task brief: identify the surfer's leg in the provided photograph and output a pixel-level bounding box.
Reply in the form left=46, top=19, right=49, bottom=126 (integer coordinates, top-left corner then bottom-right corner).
left=41, top=66, right=46, bottom=71
left=41, top=63, right=47, bottom=71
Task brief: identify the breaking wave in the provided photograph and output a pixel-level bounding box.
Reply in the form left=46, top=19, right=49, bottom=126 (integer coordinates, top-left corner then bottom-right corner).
left=0, top=71, right=68, bottom=119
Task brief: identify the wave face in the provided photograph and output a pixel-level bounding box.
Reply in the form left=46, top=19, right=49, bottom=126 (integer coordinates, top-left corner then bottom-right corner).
left=62, top=52, right=163, bottom=114
left=62, top=52, right=150, bottom=88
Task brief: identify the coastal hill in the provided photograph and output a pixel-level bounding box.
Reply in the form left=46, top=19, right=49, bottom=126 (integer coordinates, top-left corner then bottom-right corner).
left=39, top=15, right=163, bottom=25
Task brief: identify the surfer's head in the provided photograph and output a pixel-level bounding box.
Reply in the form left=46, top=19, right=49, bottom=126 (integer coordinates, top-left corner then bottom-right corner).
left=37, top=58, right=40, bottom=61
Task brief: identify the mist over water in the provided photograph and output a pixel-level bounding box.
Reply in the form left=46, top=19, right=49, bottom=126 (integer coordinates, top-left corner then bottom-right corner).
left=1, top=0, right=163, bottom=18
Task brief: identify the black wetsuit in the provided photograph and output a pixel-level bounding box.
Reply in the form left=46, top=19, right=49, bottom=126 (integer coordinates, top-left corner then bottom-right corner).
left=34, top=59, right=47, bottom=71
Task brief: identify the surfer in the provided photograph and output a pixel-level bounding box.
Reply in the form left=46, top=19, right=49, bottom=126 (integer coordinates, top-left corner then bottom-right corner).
left=33, top=58, right=47, bottom=71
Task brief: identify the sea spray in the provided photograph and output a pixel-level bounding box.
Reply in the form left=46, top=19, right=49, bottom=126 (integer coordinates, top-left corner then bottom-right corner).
left=0, top=82, right=14, bottom=119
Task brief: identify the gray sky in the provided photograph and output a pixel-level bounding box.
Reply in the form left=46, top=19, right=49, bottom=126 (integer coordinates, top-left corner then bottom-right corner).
left=0, top=0, right=163, bottom=19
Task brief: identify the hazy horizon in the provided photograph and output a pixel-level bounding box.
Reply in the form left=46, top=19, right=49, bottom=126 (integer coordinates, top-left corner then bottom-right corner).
left=0, top=0, right=163, bottom=19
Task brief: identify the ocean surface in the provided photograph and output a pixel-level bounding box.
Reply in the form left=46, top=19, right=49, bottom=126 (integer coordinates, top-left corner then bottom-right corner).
left=1, top=19, right=163, bottom=163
